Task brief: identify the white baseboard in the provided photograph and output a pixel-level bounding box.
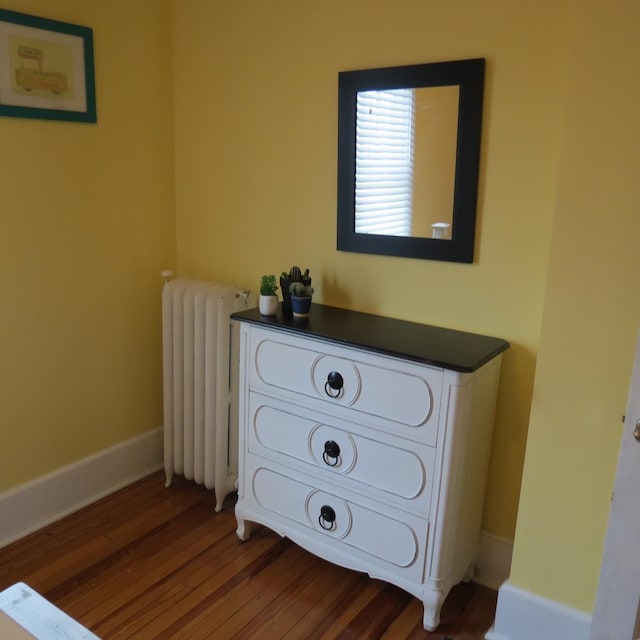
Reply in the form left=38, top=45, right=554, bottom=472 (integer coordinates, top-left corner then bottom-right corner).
left=0, top=427, right=164, bottom=549
left=485, top=581, right=592, bottom=640
left=475, top=531, right=513, bottom=590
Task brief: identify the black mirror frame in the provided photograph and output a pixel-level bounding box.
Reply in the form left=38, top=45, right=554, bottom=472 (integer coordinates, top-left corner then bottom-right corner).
left=337, top=58, right=485, bottom=263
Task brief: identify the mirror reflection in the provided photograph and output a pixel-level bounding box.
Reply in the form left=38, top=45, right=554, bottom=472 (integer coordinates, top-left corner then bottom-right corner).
left=355, top=86, right=459, bottom=240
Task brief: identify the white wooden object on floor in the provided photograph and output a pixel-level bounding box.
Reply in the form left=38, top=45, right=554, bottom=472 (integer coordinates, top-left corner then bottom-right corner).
left=590, top=327, right=640, bottom=640
left=232, top=305, right=507, bottom=631
left=0, top=583, right=99, bottom=640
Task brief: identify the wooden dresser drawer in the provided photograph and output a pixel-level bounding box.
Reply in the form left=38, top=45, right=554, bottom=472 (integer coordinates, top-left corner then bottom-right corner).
left=248, top=392, right=435, bottom=516
left=244, top=455, right=428, bottom=583
left=249, top=327, right=442, bottom=445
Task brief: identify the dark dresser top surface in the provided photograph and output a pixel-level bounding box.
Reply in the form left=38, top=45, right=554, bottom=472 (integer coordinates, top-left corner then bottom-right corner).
left=231, top=304, right=509, bottom=373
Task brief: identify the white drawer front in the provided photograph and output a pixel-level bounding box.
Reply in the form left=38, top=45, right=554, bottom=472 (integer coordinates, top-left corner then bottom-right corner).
left=250, top=328, right=442, bottom=442
left=250, top=462, right=426, bottom=576
left=249, top=394, right=433, bottom=514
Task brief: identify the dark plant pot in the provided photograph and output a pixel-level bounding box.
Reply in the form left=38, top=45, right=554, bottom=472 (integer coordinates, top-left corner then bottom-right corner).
left=291, top=295, right=312, bottom=318
left=280, top=276, right=292, bottom=317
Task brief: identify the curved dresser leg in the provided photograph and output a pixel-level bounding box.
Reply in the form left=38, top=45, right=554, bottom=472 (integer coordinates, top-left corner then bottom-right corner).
left=422, top=588, right=445, bottom=631
left=235, top=517, right=253, bottom=542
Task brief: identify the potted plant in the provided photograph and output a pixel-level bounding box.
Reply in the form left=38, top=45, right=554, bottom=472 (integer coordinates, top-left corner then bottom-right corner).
left=289, top=281, right=314, bottom=318
left=258, top=274, right=279, bottom=316
left=280, top=266, right=312, bottom=316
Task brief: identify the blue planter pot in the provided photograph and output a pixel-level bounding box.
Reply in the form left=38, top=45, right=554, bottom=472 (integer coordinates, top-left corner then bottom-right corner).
left=291, top=296, right=312, bottom=317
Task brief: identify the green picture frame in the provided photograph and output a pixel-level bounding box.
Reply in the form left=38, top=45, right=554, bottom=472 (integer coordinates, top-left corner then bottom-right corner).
left=0, top=8, right=96, bottom=123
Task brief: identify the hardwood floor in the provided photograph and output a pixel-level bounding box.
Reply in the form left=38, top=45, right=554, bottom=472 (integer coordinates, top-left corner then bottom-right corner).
left=0, top=472, right=497, bottom=639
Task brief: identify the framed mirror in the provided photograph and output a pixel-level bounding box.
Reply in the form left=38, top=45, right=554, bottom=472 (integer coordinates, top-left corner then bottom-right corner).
left=337, top=58, right=485, bottom=263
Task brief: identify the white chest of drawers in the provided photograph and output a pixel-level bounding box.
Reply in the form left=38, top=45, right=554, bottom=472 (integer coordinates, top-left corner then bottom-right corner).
left=231, top=304, right=508, bottom=631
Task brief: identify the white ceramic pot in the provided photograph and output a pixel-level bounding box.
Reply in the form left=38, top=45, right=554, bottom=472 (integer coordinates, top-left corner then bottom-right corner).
left=259, top=295, right=279, bottom=316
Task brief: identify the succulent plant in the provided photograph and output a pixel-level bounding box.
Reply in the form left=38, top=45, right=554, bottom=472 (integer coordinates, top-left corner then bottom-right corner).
left=259, top=274, right=278, bottom=296
left=289, top=266, right=302, bottom=283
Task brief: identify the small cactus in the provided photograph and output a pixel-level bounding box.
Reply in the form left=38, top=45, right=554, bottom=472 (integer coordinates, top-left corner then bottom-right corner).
left=290, top=282, right=314, bottom=297
left=289, top=266, right=302, bottom=282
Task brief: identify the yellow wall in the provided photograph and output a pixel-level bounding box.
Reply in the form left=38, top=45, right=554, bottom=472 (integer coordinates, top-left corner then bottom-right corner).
left=509, top=0, right=640, bottom=612
left=171, top=0, right=571, bottom=539
left=0, top=0, right=175, bottom=492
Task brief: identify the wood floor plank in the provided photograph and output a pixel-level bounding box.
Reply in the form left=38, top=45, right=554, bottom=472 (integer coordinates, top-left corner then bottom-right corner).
left=96, top=528, right=286, bottom=638
left=242, top=558, right=365, bottom=639
left=311, top=578, right=388, bottom=639
left=334, top=584, right=413, bottom=639
left=0, top=475, right=203, bottom=590
left=55, top=509, right=231, bottom=619
left=0, top=472, right=497, bottom=639
left=154, top=542, right=318, bottom=640
left=231, top=560, right=334, bottom=639
left=379, top=597, right=429, bottom=639
left=0, top=473, right=168, bottom=565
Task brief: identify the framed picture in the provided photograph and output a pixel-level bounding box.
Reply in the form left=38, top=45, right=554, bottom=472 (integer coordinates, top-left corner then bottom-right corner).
left=0, top=8, right=96, bottom=122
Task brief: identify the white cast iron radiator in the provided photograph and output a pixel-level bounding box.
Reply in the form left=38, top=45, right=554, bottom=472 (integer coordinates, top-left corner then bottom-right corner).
left=162, top=277, right=253, bottom=511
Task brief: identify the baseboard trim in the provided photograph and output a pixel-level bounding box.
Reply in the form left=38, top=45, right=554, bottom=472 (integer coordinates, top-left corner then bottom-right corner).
left=475, top=531, right=513, bottom=590
left=485, top=581, right=592, bottom=640
left=0, top=427, right=164, bottom=549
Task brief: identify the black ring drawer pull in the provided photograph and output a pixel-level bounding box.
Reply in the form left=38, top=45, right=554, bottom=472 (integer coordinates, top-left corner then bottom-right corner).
left=324, top=371, right=344, bottom=398
left=318, top=505, right=336, bottom=531
left=322, top=440, right=341, bottom=467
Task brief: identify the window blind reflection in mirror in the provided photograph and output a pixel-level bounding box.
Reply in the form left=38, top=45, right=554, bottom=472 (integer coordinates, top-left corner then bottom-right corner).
left=354, top=86, right=459, bottom=239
